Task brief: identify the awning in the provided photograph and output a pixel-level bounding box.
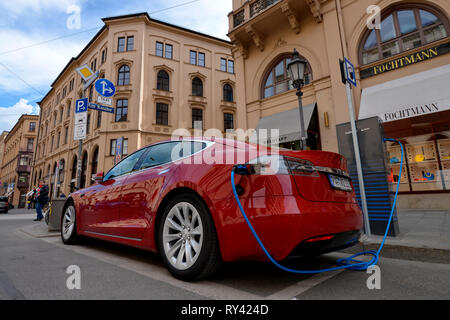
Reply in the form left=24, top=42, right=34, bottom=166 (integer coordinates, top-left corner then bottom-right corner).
left=359, top=64, right=450, bottom=122
left=250, top=103, right=316, bottom=145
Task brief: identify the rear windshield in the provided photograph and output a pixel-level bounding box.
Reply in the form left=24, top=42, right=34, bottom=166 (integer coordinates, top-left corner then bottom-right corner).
left=0, top=197, right=8, bottom=201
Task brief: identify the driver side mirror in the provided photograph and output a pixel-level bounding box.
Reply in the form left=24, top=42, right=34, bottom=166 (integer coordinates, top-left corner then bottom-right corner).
left=93, top=172, right=104, bottom=183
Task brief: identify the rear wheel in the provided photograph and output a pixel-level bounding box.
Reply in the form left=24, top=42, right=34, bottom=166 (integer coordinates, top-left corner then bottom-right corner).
left=61, top=203, right=79, bottom=245
left=158, top=194, right=221, bottom=281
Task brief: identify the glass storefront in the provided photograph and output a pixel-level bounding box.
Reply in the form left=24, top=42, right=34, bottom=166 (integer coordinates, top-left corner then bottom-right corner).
left=384, top=111, right=450, bottom=193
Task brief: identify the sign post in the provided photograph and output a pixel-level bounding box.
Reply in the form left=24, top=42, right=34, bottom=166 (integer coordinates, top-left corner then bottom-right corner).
left=74, top=65, right=98, bottom=190
left=340, top=58, right=371, bottom=236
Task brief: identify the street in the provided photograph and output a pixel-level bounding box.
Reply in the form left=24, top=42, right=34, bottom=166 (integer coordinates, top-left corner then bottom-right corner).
left=1, top=210, right=449, bottom=300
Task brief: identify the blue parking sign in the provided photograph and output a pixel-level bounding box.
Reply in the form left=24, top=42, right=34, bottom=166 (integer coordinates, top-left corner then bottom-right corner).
left=75, top=98, right=88, bottom=113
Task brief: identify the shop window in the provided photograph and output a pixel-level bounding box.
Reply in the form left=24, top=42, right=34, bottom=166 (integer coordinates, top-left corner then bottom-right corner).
left=360, top=5, right=449, bottom=65
left=261, top=54, right=312, bottom=99
left=385, top=114, right=450, bottom=193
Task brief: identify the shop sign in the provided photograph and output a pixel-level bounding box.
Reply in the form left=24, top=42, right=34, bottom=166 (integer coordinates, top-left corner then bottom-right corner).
left=360, top=42, right=450, bottom=79
left=382, top=102, right=440, bottom=122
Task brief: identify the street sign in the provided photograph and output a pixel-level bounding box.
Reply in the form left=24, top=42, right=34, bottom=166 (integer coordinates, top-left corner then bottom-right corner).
left=76, top=64, right=95, bottom=82
left=88, top=103, right=115, bottom=114
left=344, top=57, right=357, bottom=87
left=83, top=71, right=100, bottom=91
left=97, top=95, right=112, bottom=106
left=74, top=123, right=86, bottom=140
left=95, top=78, right=116, bottom=97
left=75, top=98, right=88, bottom=113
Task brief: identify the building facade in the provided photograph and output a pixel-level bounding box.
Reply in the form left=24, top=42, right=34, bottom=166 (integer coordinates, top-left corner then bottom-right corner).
left=33, top=13, right=238, bottom=197
left=0, top=115, right=38, bottom=208
left=228, top=0, right=450, bottom=210
left=0, top=130, right=9, bottom=194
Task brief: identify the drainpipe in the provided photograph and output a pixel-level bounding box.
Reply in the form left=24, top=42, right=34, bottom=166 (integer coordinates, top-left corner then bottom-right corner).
left=335, top=0, right=348, bottom=59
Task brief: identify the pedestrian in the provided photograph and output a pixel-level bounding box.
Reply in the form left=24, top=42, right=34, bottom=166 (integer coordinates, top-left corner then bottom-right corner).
left=34, top=180, right=49, bottom=222
left=32, top=188, right=37, bottom=209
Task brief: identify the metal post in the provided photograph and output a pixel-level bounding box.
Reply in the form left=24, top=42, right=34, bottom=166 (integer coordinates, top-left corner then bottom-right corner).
left=76, top=83, right=86, bottom=190
left=345, top=82, right=371, bottom=236
left=296, top=89, right=307, bottom=151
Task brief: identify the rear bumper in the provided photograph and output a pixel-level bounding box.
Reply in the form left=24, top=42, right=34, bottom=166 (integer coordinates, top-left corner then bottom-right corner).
left=213, top=195, right=363, bottom=262
left=288, top=230, right=361, bottom=257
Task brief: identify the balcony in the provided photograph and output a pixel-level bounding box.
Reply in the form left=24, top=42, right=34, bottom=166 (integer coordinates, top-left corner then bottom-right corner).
left=231, top=0, right=280, bottom=28
left=228, top=0, right=326, bottom=57
left=16, top=165, right=31, bottom=174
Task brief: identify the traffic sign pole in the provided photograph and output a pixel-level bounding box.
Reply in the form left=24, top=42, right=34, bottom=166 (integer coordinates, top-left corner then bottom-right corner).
left=340, top=58, right=371, bottom=236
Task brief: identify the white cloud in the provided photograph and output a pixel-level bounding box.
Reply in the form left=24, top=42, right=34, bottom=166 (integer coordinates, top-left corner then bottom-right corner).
left=0, top=98, right=38, bottom=132
left=0, top=28, right=86, bottom=94
left=0, top=0, right=83, bottom=15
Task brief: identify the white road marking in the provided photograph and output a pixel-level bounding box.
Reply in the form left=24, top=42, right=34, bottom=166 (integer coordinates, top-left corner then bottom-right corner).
left=265, top=269, right=345, bottom=300
left=39, top=236, right=262, bottom=300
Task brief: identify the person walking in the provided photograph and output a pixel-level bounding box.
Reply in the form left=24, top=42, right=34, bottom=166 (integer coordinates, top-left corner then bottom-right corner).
left=34, top=180, right=49, bottom=222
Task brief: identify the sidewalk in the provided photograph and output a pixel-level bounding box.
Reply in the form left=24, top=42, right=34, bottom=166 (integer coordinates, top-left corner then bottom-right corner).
left=366, top=210, right=450, bottom=251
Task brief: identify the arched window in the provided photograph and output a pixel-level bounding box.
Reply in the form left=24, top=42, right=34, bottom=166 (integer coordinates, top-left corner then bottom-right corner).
left=360, top=5, right=449, bottom=65
left=192, top=77, right=203, bottom=97
left=117, top=65, right=130, bottom=86
left=262, top=54, right=312, bottom=99
left=223, top=84, right=233, bottom=102
left=157, top=70, right=169, bottom=91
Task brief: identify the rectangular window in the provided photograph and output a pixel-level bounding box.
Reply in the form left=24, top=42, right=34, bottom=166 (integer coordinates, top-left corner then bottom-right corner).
left=118, top=37, right=126, bottom=52
left=69, top=78, right=74, bottom=91
left=56, top=132, right=60, bottom=148
left=224, top=113, right=234, bottom=131
left=27, top=138, right=34, bottom=152
left=64, top=127, right=68, bottom=145
left=97, top=110, right=102, bottom=128
left=156, top=41, right=164, bottom=57
left=86, top=113, right=91, bottom=134
left=192, top=108, right=203, bottom=129
left=220, top=58, right=227, bottom=72
left=190, top=50, right=197, bottom=65
left=110, top=139, right=116, bottom=156
left=91, top=58, right=97, bottom=72
left=123, top=139, right=128, bottom=155
left=228, top=60, right=234, bottom=73
left=115, top=99, right=128, bottom=122
left=67, top=102, right=71, bottom=117
left=165, top=44, right=173, bottom=59
left=156, top=103, right=169, bottom=125
left=198, top=52, right=205, bottom=67
left=127, top=36, right=134, bottom=51
left=101, top=48, right=107, bottom=64
left=29, top=122, right=36, bottom=132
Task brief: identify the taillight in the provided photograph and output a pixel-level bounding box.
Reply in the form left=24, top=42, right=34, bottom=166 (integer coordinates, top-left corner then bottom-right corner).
left=247, top=155, right=319, bottom=177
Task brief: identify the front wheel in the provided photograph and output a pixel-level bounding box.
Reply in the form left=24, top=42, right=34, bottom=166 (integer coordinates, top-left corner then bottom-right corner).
left=158, top=194, right=221, bottom=281
left=61, top=203, right=80, bottom=245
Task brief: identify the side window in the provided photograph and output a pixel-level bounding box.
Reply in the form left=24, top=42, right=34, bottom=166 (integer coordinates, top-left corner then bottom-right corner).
left=104, top=148, right=146, bottom=181
left=139, top=142, right=181, bottom=169
left=139, top=141, right=206, bottom=170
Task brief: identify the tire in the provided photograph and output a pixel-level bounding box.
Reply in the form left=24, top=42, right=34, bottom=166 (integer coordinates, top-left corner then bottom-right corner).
left=158, top=193, right=222, bottom=281
left=61, top=202, right=80, bottom=245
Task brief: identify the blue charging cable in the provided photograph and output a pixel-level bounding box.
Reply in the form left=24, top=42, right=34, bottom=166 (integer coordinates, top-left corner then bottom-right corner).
left=231, top=138, right=403, bottom=273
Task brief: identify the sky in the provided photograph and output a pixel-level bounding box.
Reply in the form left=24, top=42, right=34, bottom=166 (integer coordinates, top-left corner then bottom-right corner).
left=0, top=0, right=232, bottom=132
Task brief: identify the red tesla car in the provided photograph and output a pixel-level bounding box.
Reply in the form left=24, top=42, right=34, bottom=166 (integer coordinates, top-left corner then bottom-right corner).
left=61, top=138, right=363, bottom=280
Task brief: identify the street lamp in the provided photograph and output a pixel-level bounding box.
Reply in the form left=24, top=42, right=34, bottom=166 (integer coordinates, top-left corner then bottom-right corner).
left=287, top=49, right=308, bottom=150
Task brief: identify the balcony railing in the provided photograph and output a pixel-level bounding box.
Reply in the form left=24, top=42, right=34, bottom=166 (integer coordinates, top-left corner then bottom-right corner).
left=232, top=0, right=280, bottom=28
left=16, top=165, right=31, bottom=173
left=233, top=10, right=245, bottom=28
left=250, top=0, right=279, bottom=17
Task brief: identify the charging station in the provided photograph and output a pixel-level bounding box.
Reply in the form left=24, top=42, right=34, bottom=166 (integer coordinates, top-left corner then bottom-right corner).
left=337, top=116, right=400, bottom=236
